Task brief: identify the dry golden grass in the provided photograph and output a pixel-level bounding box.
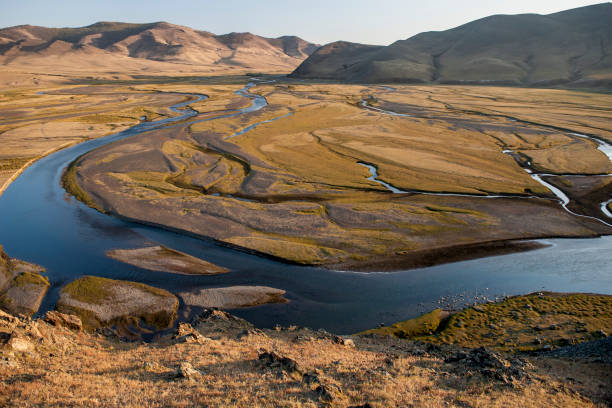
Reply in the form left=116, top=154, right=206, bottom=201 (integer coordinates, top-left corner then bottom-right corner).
left=0, top=82, right=193, bottom=197
left=70, top=80, right=612, bottom=267
left=2, top=73, right=610, bottom=267
left=0, top=311, right=608, bottom=408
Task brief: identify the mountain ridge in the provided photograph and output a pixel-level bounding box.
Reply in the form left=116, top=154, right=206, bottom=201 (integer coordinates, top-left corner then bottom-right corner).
left=0, top=21, right=320, bottom=74
left=290, top=3, right=612, bottom=87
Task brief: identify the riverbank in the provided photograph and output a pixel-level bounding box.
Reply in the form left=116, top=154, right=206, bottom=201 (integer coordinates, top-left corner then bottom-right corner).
left=361, top=292, right=612, bottom=352
left=0, top=82, right=189, bottom=197
left=328, top=239, right=549, bottom=271
left=0, top=141, right=80, bottom=197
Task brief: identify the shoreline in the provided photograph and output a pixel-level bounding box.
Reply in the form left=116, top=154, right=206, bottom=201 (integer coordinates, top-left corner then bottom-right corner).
left=81, top=207, right=611, bottom=272
left=0, top=140, right=82, bottom=197
left=327, top=239, right=551, bottom=272
left=0, top=87, right=206, bottom=198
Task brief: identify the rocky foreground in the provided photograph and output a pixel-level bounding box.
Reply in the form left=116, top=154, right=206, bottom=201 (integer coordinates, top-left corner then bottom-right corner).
left=1, top=305, right=611, bottom=407
left=0, top=246, right=610, bottom=406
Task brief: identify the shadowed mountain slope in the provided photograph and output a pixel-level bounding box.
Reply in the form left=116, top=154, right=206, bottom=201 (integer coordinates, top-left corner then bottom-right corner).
left=291, top=3, right=612, bottom=86
left=0, top=21, right=319, bottom=74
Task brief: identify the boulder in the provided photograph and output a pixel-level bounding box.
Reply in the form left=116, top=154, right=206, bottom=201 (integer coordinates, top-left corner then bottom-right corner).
left=331, top=335, right=355, bottom=347
left=173, top=362, right=200, bottom=381
left=191, top=308, right=253, bottom=334
left=44, top=311, right=83, bottom=331
left=172, top=323, right=209, bottom=344
left=4, top=333, right=33, bottom=352
left=314, top=383, right=343, bottom=403
left=258, top=350, right=302, bottom=376
left=56, top=276, right=178, bottom=330
left=197, top=308, right=241, bottom=322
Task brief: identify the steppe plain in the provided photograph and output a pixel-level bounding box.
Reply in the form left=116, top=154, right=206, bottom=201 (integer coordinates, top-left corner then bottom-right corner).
left=38, top=75, right=612, bottom=270
left=1, top=33, right=611, bottom=408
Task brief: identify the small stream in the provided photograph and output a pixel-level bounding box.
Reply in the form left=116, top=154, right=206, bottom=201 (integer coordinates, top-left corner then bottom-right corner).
left=358, top=161, right=534, bottom=199
left=358, top=162, right=407, bottom=193
left=602, top=199, right=612, bottom=218
left=360, top=93, right=612, bottom=224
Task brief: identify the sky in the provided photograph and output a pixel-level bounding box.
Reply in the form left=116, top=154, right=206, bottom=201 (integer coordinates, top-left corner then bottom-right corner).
left=0, top=0, right=603, bottom=45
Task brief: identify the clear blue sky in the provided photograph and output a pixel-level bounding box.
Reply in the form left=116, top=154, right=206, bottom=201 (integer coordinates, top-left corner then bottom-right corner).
left=0, top=0, right=603, bottom=45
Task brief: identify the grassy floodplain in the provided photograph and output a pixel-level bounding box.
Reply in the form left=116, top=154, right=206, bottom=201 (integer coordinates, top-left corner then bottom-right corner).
left=0, top=79, right=189, bottom=193
left=64, top=76, right=612, bottom=269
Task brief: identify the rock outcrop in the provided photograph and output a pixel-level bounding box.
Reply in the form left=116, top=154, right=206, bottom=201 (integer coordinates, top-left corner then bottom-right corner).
left=44, top=311, right=83, bottom=331
left=0, top=303, right=609, bottom=406
left=0, top=246, right=49, bottom=317
left=445, top=347, right=533, bottom=385
left=56, top=276, right=178, bottom=330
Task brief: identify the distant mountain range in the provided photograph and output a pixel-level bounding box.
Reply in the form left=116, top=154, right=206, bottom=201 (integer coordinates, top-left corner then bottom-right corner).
left=0, top=21, right=319, bottom=74
left=291, top=3, right=612, bottom=87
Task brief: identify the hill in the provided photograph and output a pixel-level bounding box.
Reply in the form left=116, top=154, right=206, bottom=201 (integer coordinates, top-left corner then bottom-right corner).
left=291, top=3, right=612, bottom=87
left=0, top=21, right=319, bottom=75
left=1, top=299, right=610, bottom=407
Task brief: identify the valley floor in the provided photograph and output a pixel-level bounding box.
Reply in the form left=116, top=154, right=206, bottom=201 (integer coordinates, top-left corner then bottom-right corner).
left=54, top=75, right=612, bottom=269
left=1, top=71, right=611, bottom=403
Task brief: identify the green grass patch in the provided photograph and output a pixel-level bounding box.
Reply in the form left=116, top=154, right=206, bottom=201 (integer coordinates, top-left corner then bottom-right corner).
left=13, top=272, right=49, bottom=287
left=61, top=157, right=105, bottom=212
left=359, top=309, right=445, bottom=338
left=62, top=275, right=175, bottom=304
left=362, top=293, right=612, bottom=352
left=61, top=276, right=114, bottom=304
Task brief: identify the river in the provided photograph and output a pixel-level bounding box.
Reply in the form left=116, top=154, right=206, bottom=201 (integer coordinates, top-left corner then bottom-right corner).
left=0, top=81, right=610, bottom=334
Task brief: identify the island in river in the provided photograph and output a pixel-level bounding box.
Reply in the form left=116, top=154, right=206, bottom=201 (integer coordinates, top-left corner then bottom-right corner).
left=63, top=79, right=612, bottom=270
left=106, top=245, right=229, bottom=275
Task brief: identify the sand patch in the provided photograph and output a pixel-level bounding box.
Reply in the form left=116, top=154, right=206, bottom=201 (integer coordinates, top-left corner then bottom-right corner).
left=106, top=245, right=229, bottom=275
left=179, top=286, right=287, bottom=309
